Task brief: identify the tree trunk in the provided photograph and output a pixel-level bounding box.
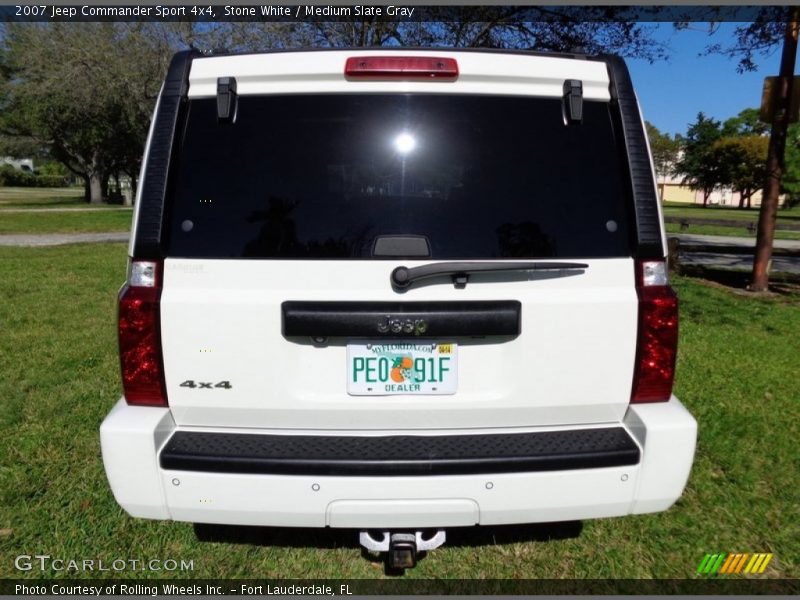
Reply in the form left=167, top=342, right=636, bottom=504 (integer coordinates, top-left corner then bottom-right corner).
left=89, top=174, right=104, bottom=204
left=82, top=175, right=91, bottom=203
left=751, top=8, right=800, bottom=291
left=100, top=174, right=110, bottom=202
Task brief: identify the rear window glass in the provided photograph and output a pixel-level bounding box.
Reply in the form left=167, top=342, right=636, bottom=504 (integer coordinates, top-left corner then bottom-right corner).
left=165, top=94, right=632, bottom=259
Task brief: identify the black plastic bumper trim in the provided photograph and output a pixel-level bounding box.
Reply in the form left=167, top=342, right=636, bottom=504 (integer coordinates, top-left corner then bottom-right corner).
left=159, top=427, right=640, bottom=477
left=282, top=300, right=521, bottom=338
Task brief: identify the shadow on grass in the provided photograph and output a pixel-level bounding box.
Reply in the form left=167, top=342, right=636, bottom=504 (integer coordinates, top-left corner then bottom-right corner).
left=193, top=520, right=583, bottom=550
left=678, top=265, right=800, bottom=295
left=0, top=196, right=86, bottom=208
left=663, top=203, right=800, bottom=222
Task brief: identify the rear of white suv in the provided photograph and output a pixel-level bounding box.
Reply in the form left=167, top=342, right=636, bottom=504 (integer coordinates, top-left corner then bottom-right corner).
left=101, top=49, right=696, bottom=555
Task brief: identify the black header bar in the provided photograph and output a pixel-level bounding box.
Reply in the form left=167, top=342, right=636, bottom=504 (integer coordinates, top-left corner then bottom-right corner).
left=3, top=578, right=800, bottom=595
left=0, top=5, right=796, bottom=23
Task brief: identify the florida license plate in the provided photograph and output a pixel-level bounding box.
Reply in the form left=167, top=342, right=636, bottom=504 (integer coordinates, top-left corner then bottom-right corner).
left=347, top=341, right=458, bottom=395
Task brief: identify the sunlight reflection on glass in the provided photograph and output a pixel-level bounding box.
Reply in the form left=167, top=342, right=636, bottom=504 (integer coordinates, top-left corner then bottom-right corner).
left=393, top=132, right=416, bottom=154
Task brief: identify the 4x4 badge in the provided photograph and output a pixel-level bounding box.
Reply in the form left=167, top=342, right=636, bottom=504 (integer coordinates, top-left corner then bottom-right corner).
left=377, top=317, right=428, bottom=335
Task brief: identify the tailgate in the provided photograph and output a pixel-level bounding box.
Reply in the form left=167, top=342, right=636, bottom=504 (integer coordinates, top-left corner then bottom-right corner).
left=161, top=258, right=637, bottom=429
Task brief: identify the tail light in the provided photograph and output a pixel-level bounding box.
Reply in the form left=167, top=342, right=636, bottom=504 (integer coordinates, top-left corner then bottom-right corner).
left=631, top=260, right=678, bottom=403
left=118, top=260, right=167, bottom=406
left=344, top=56, right=459, bottom=80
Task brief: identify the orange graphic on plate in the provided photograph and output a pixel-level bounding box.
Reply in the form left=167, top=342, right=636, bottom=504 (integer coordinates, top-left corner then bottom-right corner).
left=391, top=356, right=413, bottom=382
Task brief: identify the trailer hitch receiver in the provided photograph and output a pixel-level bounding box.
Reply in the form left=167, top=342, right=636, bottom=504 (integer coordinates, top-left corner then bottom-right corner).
left=359, top=530, right=446, bottom=571
left=388, top=533, right=417, bottom=569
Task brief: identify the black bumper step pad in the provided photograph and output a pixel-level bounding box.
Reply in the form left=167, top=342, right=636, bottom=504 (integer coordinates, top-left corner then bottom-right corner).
left=160, top=427, right=640, bottom=477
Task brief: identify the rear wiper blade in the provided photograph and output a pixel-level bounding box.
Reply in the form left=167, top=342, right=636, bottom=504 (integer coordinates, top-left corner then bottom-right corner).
left=391, top=261, right=589, bottom=289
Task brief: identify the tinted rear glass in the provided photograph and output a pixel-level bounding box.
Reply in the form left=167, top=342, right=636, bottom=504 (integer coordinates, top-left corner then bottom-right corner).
left=165, top=95, right=632, bottom=259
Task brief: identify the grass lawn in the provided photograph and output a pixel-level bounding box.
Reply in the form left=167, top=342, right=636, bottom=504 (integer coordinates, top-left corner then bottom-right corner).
left=0, top=187, right=132, bottom=233
left=0, top=187, right=85, bottom=208
left=665, top=222, right=800, bottom=241
left=0, top=243, right=798, bottom=580
left=0, top=209, right=132, bottom=234
left=662, top=203, right=800, bottom=224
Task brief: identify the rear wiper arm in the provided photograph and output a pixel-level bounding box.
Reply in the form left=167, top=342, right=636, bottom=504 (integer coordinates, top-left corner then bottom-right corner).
left=391, top=261, right=589, bottom=289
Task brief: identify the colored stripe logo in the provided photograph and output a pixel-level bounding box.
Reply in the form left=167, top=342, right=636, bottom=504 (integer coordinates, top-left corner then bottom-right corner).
left=697, top=553, right=773, bottom=574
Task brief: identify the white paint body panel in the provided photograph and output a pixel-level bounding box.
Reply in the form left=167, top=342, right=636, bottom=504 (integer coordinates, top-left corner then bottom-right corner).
left=156, top=50, right=634, bottom=431
left=160, top=258, right=638, bottom=430
left=100, top=400, right=174, bottom=520
left=100, top=396, right=696, bottom=527
left=104, top=49, right=697, bottom=530
left=188, top=50, right=612, bottom=100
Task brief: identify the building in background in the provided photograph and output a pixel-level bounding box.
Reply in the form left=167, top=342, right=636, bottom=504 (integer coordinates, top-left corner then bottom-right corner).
left=655, top=165, right=785, bottom=208
left=2, top=157, right=34, bottom=172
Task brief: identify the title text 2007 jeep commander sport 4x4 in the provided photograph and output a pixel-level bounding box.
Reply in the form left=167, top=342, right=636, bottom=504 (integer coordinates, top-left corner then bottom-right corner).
left=101, top=48, right=697, bottom=568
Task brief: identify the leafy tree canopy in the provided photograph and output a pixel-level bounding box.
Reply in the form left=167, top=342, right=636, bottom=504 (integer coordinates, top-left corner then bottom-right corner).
left=1, top=16, right=669, bottom=202
left=0, top=23, right=173, bottom=201
left=169, top=12, right=667, bottom=61
left=675, top=112, right=723, bottom=203
left=782, top=122, right=800, bottom=203
left=721, top=107, right=771, bottom=137
left=710, top=135, right=769, bottom=207
left=646, top=121, right=681, bottom=179
left=682, top=7, right=791, bottom=73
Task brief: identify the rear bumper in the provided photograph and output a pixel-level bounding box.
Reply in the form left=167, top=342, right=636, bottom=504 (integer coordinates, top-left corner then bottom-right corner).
left=160, top=427, right=641, bottom=476
left=100, top=397, right=696, bottom=528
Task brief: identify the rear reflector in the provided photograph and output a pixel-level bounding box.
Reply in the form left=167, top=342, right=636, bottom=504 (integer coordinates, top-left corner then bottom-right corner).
left=129, top=260, right=158, bottom=287
left=345, top=56, right=459, bottom=80
left=631, top=260, right=678, bottom=403
left=118, top=260, right=167, bottom=407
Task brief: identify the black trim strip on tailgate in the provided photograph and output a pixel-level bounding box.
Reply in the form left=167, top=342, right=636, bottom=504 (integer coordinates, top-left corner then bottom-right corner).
left=282, top=300, right=521, bottom=338
left=133, top=50, right=197, bottom=260
left=602, top=55, right=664, bottom=260
left=159, top=427, right=640, bottom=477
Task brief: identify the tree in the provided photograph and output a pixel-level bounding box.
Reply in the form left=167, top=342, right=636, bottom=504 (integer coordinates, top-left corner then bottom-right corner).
left=782, top=122, right=800, bottom=205
left=1, top=17, right=668, bottom=203
left=715, top=108, right=796, bottom=208
left=646, top=122, right=680, bottom=200
left=750, top=12, right=799, bottom=290
left=699, top=7, right=800, bottom=290
left=674, top=113, right=723, bottom=206
left=721, top=107, right=771, bottom=137
left=0, top=24, right=172, bottom=202
left=711, top=136, right=769, bottom=208
left=172, top=9, right=668, bottom=60
left=696, top=7, right=794, bottom=73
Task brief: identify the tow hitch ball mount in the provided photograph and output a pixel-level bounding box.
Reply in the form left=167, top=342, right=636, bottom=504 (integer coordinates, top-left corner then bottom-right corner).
left=359, top=530, right=447, bottom=570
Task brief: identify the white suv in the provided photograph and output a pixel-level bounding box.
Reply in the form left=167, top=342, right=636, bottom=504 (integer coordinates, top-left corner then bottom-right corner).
left=101, top=48, right=696, bottom=569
